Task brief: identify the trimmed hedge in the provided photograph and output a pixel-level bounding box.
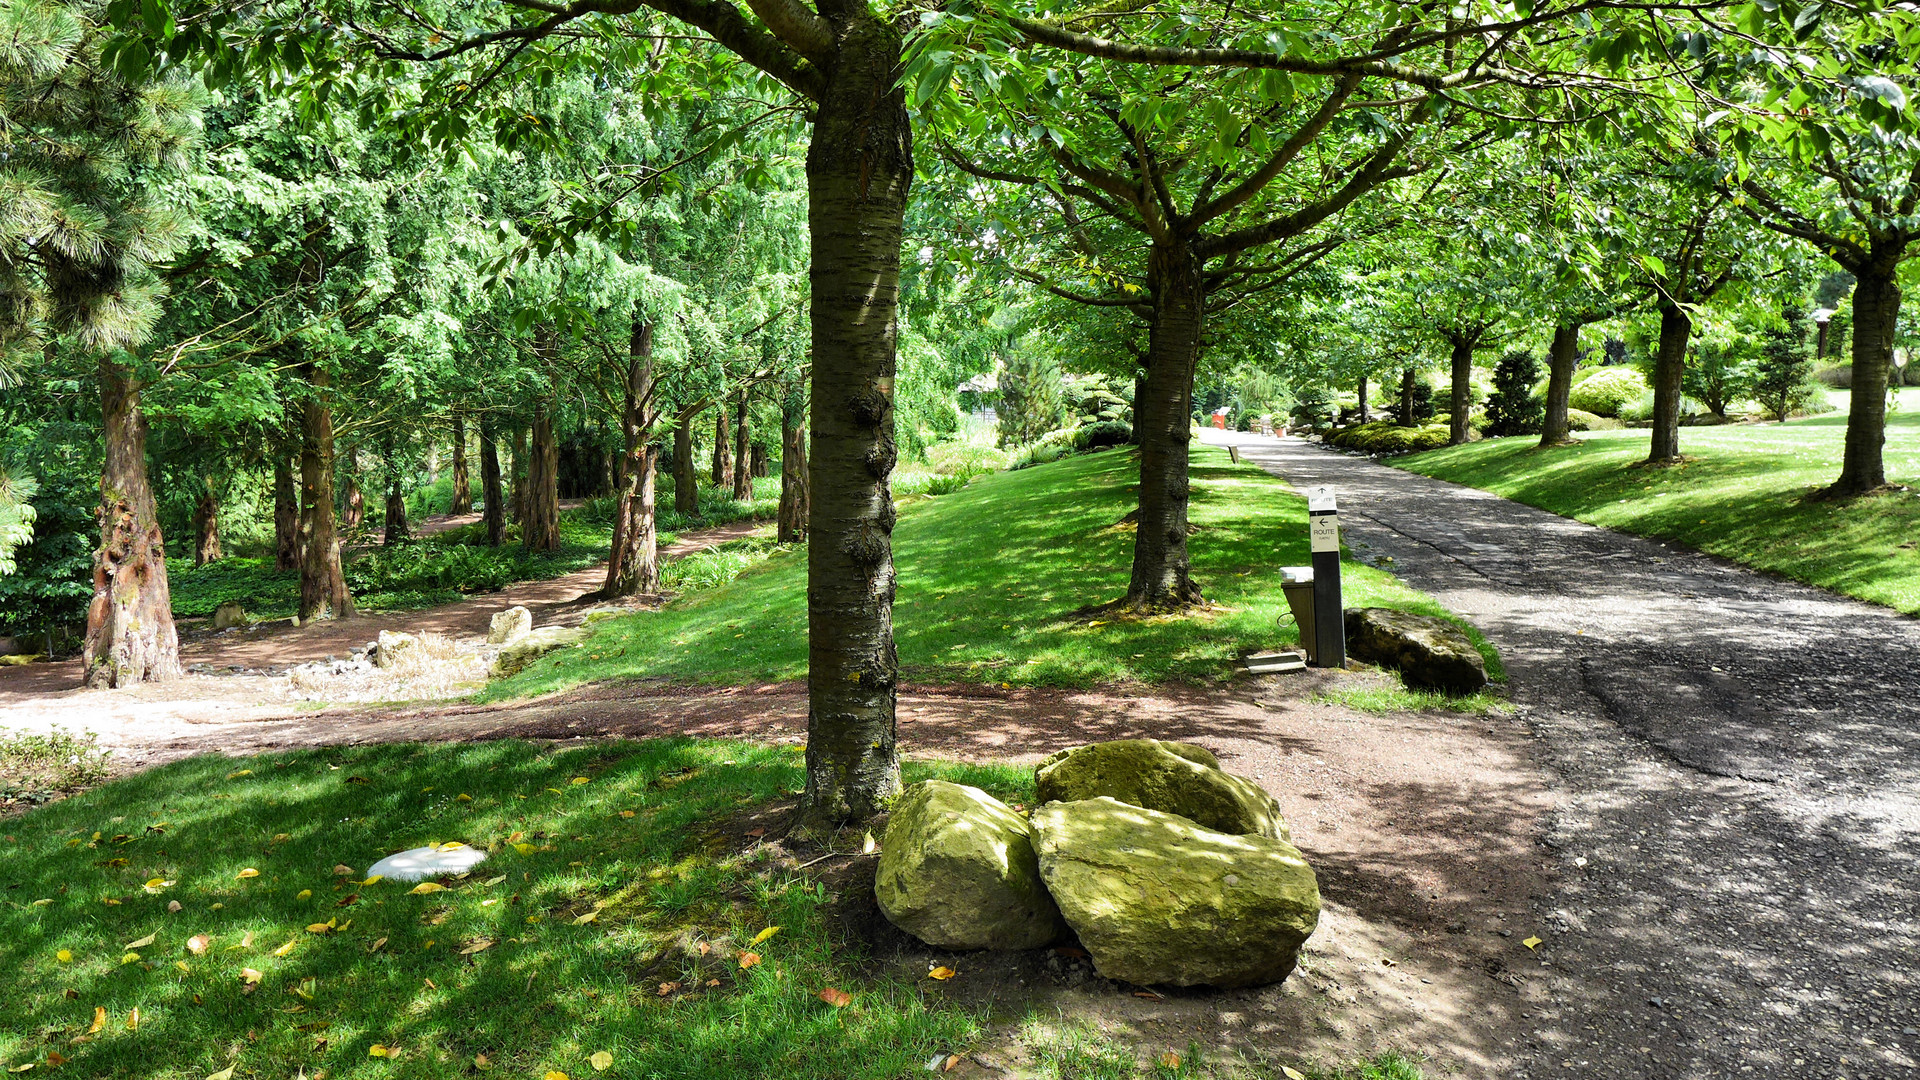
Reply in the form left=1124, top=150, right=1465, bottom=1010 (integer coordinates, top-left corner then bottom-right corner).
left=1568, top=367, right=1650, bottom=417
left=1329, top=421, right=1451, bottom=454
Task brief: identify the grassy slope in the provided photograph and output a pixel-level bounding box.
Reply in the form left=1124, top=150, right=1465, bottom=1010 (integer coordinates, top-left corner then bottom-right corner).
left=0, top=739, right=1023, bottom=1080
left=485, top=445, right=1500, bottom=701
left=1397, top=404, right=1920, bottom=612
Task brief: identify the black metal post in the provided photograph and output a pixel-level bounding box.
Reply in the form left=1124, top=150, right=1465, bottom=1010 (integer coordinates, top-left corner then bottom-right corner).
left=1307, top=486, right=1345, bottom=668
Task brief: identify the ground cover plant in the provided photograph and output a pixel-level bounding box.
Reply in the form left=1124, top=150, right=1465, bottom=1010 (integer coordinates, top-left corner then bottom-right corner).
left=484, top=446, right=1501, bottom=699
left=1399, top=402, right=1920, bottom=612
left=0, top=738, right=1027, bottom=1080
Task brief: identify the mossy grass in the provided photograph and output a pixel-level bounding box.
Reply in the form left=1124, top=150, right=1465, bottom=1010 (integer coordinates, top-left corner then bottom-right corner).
left=1398, top=399, right=1920, bottom=613
left=0, top=738, right=1034, bottom=1080
left=483, top=446, right=1500, bottom=700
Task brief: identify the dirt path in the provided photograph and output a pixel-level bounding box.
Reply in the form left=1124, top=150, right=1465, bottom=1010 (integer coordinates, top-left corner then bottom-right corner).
left=1215, top=429, right=1920, bottom=1079
left=0, top=518, right=766, bottom=703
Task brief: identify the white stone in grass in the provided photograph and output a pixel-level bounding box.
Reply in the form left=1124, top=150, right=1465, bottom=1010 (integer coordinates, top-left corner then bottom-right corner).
left=366, top=844, right=489, bottom=882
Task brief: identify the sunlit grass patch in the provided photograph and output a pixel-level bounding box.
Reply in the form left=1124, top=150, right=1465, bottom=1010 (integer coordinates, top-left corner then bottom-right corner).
left=484, top=447, right=1500, bottom=699
left=0, top=740, right=1021, bottom=1080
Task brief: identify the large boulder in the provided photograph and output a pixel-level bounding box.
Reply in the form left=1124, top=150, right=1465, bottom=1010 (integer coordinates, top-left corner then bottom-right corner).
left=1031, top=797, right=1320, bottom=988
left=213, top=601, right=247, bottom=630
left=489, top=625, right=589, bottom=679
left=1035, top=739, right=1286, bottom=841
left=1344, top=607, right=1488, bottom=695
left=488, top=606, right=533, bottom=645
left=875, top=780, right=1064, bottom=950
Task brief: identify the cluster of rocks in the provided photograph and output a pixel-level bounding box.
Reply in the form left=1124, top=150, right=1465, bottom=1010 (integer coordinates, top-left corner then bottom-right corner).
left=875, top=739, right=1321, bottom=989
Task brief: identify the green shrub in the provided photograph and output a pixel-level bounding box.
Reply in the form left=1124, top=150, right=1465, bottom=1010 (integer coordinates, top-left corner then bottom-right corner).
left=1072, top=420, right=1132, bottom=450
left=1329, top=421, right=1451, bottom=454
left=1483, top=351, right=1544, bottom=437
left=659, top=536, right=786, bottom=592
left=924, top=440, right=1011, bottom=475
left=1618, top=389, right=1704, bottom=424
left=0, top=726, right=111, bottom=799
left=1568, top=367, right=1650, bottom=417
left=1790, top=378, right=1837, bottom=416
left=1564, top=408, right=1623, bottom=431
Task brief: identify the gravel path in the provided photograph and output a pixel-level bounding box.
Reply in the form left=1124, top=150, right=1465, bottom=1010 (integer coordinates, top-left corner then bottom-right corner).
left=1218, top=430, right=1920, bottom=1079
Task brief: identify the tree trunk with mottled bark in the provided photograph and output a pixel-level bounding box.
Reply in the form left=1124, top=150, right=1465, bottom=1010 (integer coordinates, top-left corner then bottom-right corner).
left=510, top=424, right=528, bottom=525
left=606, top=318, right=660, bottom=597
left=798, top=9, right=913, bottom=830
left=524, top=401, right=561, bottom=552
left=1398, top=367, right=1418, bottom=427
left=673, top=417, right=698, bottom=515
left=779, top=419, right=808, bottom=543
left=450, top=413, right=472, bottom=515
left=298, top=366, right=354, bottom=622
left=712, top=405, right=733, bottom=489
left=480, top=415, right=504, bottom=546
left=1447, top=332, right=1475, bottom=446
left=83, top=359, right=181, bottom=687
left=1539, top=322, right=1582, bottom=448
left=1356, top=376, right=1368, bottom=424
left=192, top=481, right=220, bottom=566
left=1647, top=303, right=1692, bottom=464
left=273, top=454, right=300, bottom=571
left=384, top=483, right=409, bottom=545
left=732, top=389, right=754, bottom=500
left=1826, top=267, right=1903, bottom=496
left=1123, top=241, right=1207, bottom=613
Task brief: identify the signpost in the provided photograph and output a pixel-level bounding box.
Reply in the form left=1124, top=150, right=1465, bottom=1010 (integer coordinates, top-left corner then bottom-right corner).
left=1306, top=485, right=1344, bottom=668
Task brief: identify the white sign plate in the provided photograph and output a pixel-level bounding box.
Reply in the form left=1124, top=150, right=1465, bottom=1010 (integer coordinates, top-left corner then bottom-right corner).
left=1306, top=485, right=1338, bottom=513
left=1309, top=512, right=1339, bottom=553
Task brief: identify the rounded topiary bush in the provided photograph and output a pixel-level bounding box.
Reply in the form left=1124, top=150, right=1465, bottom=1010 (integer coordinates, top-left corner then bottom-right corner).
left=1564, top=408, right=1623, bottom=431
left=1568, top=367, right=1650, bottom=417
left=1328, top=421, right=1451, bottom=454
left=1072, top=419, right=1133, bottom=450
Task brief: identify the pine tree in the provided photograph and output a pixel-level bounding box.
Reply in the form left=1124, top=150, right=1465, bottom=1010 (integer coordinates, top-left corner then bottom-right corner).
left=0, top=0, right=200, bottom=685
left=1483, top=351, right=1544, bottom=437
left=997, top=349, right=1067, bottom=448
left=1753, top=308, right=1815, bottom=422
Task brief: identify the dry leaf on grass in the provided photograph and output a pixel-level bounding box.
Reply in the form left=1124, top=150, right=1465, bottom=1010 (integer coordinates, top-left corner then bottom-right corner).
left=750, top=926, right=780, bottom=945
left=408, top=883, right=446, bottom=895
left=236, top=869, right=259, bottom=880
left=1159, top=1051, right=1182, bottom=1067
left=589, top=1050, right=614, bottom=1071
left=124, top=933, right=156, bottom=950
left=817, top=988, right=852, bottom=1008
left=926, top=966, right=956, bottom=981
left=737, top=952, right=761, bottom=970
left=86, top=1008, right=105, bottom=1035
left=367, top=1045, right=391, bottom=1058
left=206, top=1067, right=235, bottom=1080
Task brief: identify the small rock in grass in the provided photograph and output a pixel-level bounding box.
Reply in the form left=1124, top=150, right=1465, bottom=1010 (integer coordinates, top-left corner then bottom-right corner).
left=1344, top=608, right=1488, bottom=695
left=374, top=630, right=420, bottom=670
left=366, top=845, right=488, bottom=882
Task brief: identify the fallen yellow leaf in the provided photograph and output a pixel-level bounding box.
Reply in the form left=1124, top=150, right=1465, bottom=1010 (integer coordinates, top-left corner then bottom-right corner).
left=367, top=1045, right=391, bottom=1058
left=861, top=832, right=879, bottom=855
left=55, top=950, right=71, bottom=963
left=570, top=777, right=590, bottom=785
left=273, top=939, right=299, bottom=957
left=30, top=898, right=52, bottom=907
left=240, top=968, right=263, bottom=985
left=87, top=1007, right=105, bottom=1035
left=333, top=864, right=355, bottom=875
left=571, top=911, right=599, bottom=925
left=208, top=1067, right=236, bottom=1080
left=926, top=966, right=956, bottom=981
left=437, top=842, right=467, bottom=851
left=408, top=883, right=446, bottom=895
left=1160, top=1051, right=1182, bottom=1067
left=460, top=940, right=493, bottom=954
left=120, top=953, right=140, bottom=965
left=589, top=1051, right=613, bottom=1071
left=355, top=875, right=384, bottom=887
left=1282, top=1067, right=1308, bottom=1080
left=175, top=961, right=191, bottom=973
left=512, top=843, right=537, bottom=856
left=125, top=1008, right=138, bottom=1032
left=482, top=875, right=507, bottom=887
left=737, top=951, right=761, bottom=970
left=618, top=810, right=635, bottom=819
left=751, top=926, right=780, bottom=945
left=297, top=890, right=312, bottom=901
left=307, top=923, right=332, bottom=934
left=227, top=770, right=252, bottom=779
left=236, top=868, right=259, bottom=880
left=473, top=1054, right=491, bottom=1070
left=187, top=934, right=211, bottom=955
left=456, top=794, right=472, bottom=802
left=1523, top=936, right=1544, bottom=950
left=125, top=933, right=157, bottom=949
left=544, top=1072, right=569, bottom=1080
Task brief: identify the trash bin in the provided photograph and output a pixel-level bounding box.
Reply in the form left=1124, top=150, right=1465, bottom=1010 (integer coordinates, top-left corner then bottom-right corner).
left=1280, top=566, right=1316, bottom=664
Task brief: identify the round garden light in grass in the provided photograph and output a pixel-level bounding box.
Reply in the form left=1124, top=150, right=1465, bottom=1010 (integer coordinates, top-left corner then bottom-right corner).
left=367, top=843, right=487, bottom=882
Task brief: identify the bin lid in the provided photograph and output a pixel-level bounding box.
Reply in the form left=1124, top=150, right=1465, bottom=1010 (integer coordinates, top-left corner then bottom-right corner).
left=1280, top=566, right=1314, bottom=583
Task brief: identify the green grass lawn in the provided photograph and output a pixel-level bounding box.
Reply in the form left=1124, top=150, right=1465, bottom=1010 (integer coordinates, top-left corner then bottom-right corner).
left=0, top=740, right=1430, bottom=1080
left=1398, top=404, right=1920, bottom=613
left=0, top=739, right=1027, bottom=1080
left=483, top=446, right=1501, bottom=700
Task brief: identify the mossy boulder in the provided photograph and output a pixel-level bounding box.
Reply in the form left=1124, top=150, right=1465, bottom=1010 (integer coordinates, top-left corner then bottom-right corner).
left=1031, top=797, right=1320, bottom=988
left=489, top=625, right=588, bottom=679
left=1344, top=607, right=1487, bottom=695
left=875, top=781, right=1064, bottom=950
left=1035, top=739, right=1286, bottom=841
